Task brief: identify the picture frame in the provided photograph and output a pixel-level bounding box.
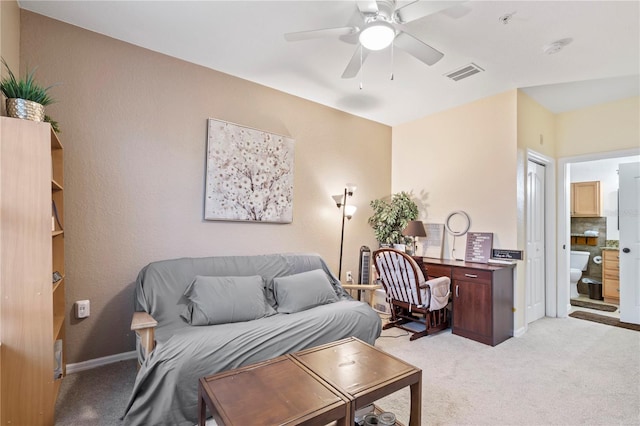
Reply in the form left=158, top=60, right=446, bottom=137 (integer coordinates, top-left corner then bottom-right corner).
left=204, top=118, right=295, bottom=223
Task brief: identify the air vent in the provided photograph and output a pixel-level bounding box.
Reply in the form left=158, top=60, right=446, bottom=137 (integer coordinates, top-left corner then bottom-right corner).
left=445, top=63, right=485, bottom=81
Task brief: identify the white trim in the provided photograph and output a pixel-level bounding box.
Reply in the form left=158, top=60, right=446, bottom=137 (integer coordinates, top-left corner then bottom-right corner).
left=527, top=150, right=557, bottom=320
left=557, top=147, right=640, bottom=319
left=66, top=350, right=137, bottom=374
left=513, top=326, right=527, bottom=337
left=560, top=148, right=640, bottom=164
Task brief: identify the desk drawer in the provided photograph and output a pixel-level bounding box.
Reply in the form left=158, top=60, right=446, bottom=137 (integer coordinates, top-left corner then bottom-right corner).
left=424, top=264, right=452, bottom=279
left=453, top=268, right=492, bottom=284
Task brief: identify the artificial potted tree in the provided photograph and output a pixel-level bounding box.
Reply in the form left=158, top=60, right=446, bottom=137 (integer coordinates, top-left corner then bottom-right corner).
left=1, top=58, right=55, bottom=123
left=368, top=191, right=418, bottom=251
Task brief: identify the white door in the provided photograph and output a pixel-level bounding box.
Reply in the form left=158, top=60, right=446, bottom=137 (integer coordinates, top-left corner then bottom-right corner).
left=526, top=160, right=546, bottom=323
left=619, top=162, right=640, bottom=324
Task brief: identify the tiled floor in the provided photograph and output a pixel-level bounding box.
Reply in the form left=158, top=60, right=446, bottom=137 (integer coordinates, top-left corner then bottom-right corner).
left=570, top=294, right=620, bottom=318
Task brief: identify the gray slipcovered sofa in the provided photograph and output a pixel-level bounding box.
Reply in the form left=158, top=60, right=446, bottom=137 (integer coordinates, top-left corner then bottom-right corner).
left=123, top=253, right=382, bottom=426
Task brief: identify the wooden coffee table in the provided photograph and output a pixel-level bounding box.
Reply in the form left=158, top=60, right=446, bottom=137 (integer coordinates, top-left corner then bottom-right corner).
left=198, top=355, right=350, bottom=426
left=292, top=337, right=422, bottom=426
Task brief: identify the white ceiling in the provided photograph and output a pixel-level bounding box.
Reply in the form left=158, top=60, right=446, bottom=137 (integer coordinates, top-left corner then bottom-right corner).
left=19, top=0, right=640, bottom=126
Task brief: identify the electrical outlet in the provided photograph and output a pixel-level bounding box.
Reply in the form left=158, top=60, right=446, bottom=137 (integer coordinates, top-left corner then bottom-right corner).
left=346, top=271, right=353, bottom=283
left=75, top=300, right=90, bottom=319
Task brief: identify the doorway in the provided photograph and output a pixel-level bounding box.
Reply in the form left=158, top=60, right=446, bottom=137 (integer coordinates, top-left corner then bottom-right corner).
left=526, top=150, right=556, bottom=324
left=557, top=149, right=640, bottom=320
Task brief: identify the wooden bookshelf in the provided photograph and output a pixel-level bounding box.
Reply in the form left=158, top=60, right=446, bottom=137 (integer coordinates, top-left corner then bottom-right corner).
left=0, top=117, right=66, bottom=424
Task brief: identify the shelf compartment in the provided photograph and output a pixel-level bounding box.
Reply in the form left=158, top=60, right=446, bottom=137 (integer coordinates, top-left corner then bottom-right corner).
left=570, top=235, right=597, bottom=246
left=51, top=128, right=63, bottom=150
left=53, top=377, right=63, bottom=400
left=51, top=179, right=63, bottom=191
left=53, top=276, right=65, bottom=293
left=53, top=315, right=64, bottom=340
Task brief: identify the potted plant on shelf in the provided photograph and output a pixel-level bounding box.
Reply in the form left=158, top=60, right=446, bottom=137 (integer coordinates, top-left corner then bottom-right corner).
left=1, top=58, right=56, bottom=123
left=368, top=191, right=418, bottom=251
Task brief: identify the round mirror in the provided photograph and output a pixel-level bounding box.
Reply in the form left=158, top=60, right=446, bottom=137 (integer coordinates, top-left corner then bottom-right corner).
left=445, top=211, right=471, bottom=236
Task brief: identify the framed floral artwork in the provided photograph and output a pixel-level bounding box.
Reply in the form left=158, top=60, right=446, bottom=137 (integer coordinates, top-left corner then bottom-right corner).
left=205, top=118, right=295, bottom=223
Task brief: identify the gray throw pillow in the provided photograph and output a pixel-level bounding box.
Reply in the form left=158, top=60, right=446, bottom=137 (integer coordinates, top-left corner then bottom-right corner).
left=274, top=269, right=338, bottom=314
left=181, top=275, right=275, bottom=325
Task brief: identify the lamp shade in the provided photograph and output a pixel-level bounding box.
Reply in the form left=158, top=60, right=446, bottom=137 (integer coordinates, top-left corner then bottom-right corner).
left=402, top=220, right=426, bottom=237
left=344, top=205, right=357, bottom=219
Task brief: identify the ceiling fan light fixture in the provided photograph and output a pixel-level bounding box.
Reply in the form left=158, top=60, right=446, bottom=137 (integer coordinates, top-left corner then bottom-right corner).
left=359, top=20, right=395, bottom=51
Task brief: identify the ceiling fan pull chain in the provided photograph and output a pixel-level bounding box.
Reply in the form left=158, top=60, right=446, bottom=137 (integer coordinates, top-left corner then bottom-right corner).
left=390, top=42, right=395, bottom=81
left=359, top=45, right=364, bottom=90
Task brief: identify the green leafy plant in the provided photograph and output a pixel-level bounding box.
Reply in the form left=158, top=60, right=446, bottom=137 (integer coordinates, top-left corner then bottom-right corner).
left=44, top=115, right=60, bottom=133
left=0, top=58, right=56, bottom=106
left=368, top=191, right=418, bottom=245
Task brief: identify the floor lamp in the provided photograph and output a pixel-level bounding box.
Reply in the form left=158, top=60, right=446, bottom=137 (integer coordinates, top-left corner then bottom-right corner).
left=332, top=184, right=357, bottom=281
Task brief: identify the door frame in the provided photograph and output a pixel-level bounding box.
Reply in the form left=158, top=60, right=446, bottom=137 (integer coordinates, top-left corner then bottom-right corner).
left=557, top=148, right=640, bottom=317
left=527, top=150, right=557, bottom=321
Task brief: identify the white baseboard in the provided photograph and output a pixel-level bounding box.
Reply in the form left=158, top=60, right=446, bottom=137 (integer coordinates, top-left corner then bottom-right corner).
left=513, top=326, right=527, bottom=337
left=66, top=350, right=137, bottom=374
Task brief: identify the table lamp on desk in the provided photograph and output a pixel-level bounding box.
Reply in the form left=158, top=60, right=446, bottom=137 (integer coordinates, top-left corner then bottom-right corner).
left=402, top=220, right=426, bottom=256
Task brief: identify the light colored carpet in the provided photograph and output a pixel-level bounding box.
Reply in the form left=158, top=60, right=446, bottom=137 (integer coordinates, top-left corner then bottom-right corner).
left=55, top=316, right=640, bottom=425
left=375, top=317, right=640, bottom=425
left=55, top=358, right=136, bottom=425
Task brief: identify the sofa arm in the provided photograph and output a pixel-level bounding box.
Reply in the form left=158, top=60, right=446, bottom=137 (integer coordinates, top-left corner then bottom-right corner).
left=341, top=284, right=382, bottom=308
left=131, top=312, right=158, bottom=362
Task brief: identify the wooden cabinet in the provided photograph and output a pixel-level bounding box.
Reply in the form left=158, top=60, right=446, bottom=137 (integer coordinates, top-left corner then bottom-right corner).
left=0, top=117, right=65, bottom=424
left=602, top=250, right=619, bottom=303
left=571, top=181, right=602, bottom=217
left=422, top=259, right=514, bottom=346
left=452, top=268, right=493, bottom=339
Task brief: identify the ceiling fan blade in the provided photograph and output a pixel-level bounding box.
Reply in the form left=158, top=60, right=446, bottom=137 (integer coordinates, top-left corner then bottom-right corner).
left=394, top=31, right=444, bottom=66
left=357, top=0, right=379, bottom=15
left=284, top=27, right=358, bottom=42
left=395, top=1, right=464, bottom=23
left=342, top=46, right=370, bottom=79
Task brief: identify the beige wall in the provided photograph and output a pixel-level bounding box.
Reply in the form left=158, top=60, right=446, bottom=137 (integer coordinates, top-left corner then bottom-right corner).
left=517, top=91, right=557, bottom=157
left=393, top=90, right=519, bottom=250
left=515, top=91, right=557, bottom=328
left=1, top=0, right=20, bottom=115
left=0, top=0, right=20, bottom=75
left=392, top=89, right=525, bottom=330
left=21, top=11, right=391, bottom=364
left=556, top=96, right=640, bottom=158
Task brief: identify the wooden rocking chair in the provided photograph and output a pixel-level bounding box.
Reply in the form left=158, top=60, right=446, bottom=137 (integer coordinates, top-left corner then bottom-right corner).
left=373, top=248, right=451, bottom=340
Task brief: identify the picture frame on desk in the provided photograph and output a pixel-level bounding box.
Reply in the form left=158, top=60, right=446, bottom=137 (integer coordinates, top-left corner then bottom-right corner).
left=419, top=223, right=445, bottom=259
left=464, top=232, right=493, bottom=263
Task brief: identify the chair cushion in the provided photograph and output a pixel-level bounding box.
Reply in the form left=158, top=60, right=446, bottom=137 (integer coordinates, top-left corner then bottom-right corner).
left=376, top=250, right=430, bottom=307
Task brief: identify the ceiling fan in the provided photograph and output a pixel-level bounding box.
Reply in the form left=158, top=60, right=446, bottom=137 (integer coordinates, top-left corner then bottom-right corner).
left=284, top=0, right=459, bottom=79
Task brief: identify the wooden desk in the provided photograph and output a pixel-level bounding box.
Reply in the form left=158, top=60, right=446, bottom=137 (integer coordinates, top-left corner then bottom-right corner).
left=421, top=258, right=515, bottom=346
left=292, top=337, right=422, bottom=426
left=198, top=355, right=349, bottom=426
